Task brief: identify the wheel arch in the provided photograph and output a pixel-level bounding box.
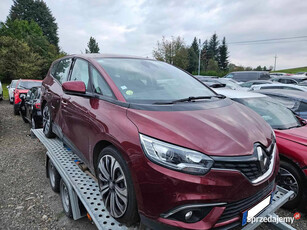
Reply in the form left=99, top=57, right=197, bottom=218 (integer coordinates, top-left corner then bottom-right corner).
left=92, top=140, right=113, bottom=175
left=279, top=153, right=307, bottom=183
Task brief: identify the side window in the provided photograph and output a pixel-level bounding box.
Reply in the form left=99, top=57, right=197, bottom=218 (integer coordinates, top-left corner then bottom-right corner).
left=53, top=59, right=72, bottom=84
left=91, top=66, right=114, bottom=98
left=297, top=102, right=307, bottom=112
left=30, top=89, right=36, bottom=100
left=225, top=74, right=233, bottom=78
left=70, top=59, right=90, bottom=89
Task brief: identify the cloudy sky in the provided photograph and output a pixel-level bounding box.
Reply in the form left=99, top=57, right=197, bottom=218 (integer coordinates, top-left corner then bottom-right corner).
left=1, top=0, right=306, bottom=70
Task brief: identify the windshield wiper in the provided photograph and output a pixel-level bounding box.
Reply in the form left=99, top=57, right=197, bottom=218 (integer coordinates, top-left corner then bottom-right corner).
left=153, top=94, right=225, bottom=105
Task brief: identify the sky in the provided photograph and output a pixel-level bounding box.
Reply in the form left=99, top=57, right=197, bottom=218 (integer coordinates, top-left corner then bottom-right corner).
left=0, top=0, right=306, bottom=70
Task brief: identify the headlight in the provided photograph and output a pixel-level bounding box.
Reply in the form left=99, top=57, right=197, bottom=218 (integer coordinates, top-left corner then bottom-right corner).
left=140, top=134, right=214, bottom=175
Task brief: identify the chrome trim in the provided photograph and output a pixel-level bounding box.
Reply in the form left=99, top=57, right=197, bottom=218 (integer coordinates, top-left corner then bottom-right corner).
left=161, top=202, right=226, bottom=219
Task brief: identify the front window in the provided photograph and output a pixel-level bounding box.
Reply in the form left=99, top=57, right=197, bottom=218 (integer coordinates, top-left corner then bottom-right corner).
left=235, top=97, right=302, bottom=130
left=96, top=58, right=215, bottom=104
left=11, top=80, right=18, bottom=88
left=17, top=81, right=42, bottom=89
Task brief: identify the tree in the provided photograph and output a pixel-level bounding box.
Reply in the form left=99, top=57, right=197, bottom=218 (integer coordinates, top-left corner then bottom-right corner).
left=208, top=33, right=219, bottom=61
left=7, top=0, right=59, bottom=48
left=254, top=65, right=262, bottom=71
left=85, top=36, right=100, bottom=53
left=153, top=36, right=188, bottom=70
left=218, top=37, right=229, bottom=71
left=187, top=37, right=199, bottom=73
left=0, top=36, right=43, bottom=82
left=201, top=39, right=209, bottom=71
left=0, top=19, right=60, bottom=77
left=207, top=58, right=219, bottom=71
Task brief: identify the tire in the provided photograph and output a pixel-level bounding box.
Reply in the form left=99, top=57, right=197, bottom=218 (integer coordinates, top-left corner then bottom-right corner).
left=278, top=160, right=304, bottom=209
left=43, top=105, right=55, bottom=138
left=60, top=179, right=73, bottom=219
left=31, top=117, right=36, bottom=129
left=96, top=146, right=139, bottom=226
left=21, top=114, right=29, bottom=123
left=48, top=159, right=61, bottom=193
left=13, top=105, right=19, bottom=115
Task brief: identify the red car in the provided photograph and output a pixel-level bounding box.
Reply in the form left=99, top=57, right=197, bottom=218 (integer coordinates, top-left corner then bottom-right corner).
left=215, top=88, right=307, bottom=210
left=41, top=54, right=278, bottom=229
left=13, top=79, right=42, bottom=115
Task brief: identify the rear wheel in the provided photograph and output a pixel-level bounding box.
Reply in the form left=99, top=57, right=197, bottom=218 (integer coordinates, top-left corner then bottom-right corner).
left=43, top=105, right=55, bottom=138
left=48, top=159, right=61, bottom=193
left=278, top=160, right=304, bottom=209
left=96, top=146, right=139, bottom=226
left=60, top=179, right=73, bottom=218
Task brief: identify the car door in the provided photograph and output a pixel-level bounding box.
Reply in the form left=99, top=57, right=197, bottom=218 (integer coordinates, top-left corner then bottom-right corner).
left=61, top=58, right=92, bottom=163
left=46, top=58, right=73, bottom=136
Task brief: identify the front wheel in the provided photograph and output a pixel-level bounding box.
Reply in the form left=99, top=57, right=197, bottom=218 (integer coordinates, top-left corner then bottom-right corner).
left=96, top=146, right=139, bottom=226
left=43, top=105, right=55, bottom=138
left=278, top=160, right=304, bottom=209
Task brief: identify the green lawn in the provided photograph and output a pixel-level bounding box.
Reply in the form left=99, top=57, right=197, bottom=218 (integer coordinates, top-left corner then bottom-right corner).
left=2, top=83, right=9, bottom=100
left=272, top=66, right=307, bottom=74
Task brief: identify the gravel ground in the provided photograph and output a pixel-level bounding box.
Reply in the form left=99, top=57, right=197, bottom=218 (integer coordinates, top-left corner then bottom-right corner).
left=0, top=99, right=306, bottom=230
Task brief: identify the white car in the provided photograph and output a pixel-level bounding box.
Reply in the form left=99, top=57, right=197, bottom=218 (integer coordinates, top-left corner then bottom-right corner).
left=0, top=81, right=3, bottom=100
left=7, top=79, right=18, bottom=104
left=249, top=83, right=307, bottom=92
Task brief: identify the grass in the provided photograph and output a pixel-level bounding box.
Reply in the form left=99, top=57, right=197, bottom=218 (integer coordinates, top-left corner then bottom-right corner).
left=272, top=66, right=307, bottom=74
left=2, top=83, right=9, bottom=100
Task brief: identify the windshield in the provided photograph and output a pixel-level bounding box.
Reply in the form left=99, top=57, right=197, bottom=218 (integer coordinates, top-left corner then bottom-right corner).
left=96, top=58, right=215, bottom=104
left=235, top=97, right=301, bottom=130
left=17, top=81, right=42, bottom=89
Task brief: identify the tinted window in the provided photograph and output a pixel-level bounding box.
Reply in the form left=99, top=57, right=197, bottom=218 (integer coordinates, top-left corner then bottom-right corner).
left=233, top=72, right=258, bottom=82
left=297, top=102, right=307, bottom=112
left=96, top=58, right=215, bottom=104
left=259, top=73, right=270, bottom=80
left=70, top=59, right=90, bottom=89
left=53, top=59, right=72, bottom=83
left=91, top=66, right=114, bottom=98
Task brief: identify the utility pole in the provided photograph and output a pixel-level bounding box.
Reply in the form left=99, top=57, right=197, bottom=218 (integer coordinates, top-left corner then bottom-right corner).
left=198, top=39, right=201, bottom=75
left=274, top=55, right=278, bottom=71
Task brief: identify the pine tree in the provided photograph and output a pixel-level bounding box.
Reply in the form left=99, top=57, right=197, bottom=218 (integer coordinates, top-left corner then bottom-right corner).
left=8, top=0, right=59, bottom=48
left=201, top=39, right=209, bottom=71
left=187, top=37, right=199, bottom=73
left=218, top=37, right=229, bottom=71
left=85, top=37, right=100, bottom=53
left=208, top=33, right=219, bottom=61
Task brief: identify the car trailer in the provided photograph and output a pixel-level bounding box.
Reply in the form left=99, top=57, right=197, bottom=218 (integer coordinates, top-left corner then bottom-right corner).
left=31, top=128, right=296, bottom=230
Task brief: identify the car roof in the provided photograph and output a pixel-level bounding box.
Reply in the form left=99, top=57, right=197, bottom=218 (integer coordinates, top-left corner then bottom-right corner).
left=230, top=71, right=268, bottom=74
left=62, top=53, right=155, bottom=61
left=246, top=80, right=272, bottom=83
left=255, top=89, right=307, bottom=101
left=18, top=79, right=42, bottom=82
left=214, top=88, right=267, bottom=99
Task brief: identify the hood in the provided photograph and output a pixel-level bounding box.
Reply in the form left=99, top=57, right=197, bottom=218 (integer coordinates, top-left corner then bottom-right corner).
left=127, top=99, right=272, bottom=156
left=275, top=125, right=307, bottom=146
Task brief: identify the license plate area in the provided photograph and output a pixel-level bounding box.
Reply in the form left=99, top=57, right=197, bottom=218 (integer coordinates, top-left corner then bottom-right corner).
left=242, top=194, right=272, bottom=226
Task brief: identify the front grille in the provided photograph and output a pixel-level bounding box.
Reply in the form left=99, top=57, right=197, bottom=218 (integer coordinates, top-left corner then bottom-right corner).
left=213, top=161, right=269, bottom=181
left=217, top=181, right=274, bottom=223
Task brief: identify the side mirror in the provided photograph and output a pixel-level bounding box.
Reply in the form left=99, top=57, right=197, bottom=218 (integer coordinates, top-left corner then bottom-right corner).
left=62, top=81, right=86, bottom=94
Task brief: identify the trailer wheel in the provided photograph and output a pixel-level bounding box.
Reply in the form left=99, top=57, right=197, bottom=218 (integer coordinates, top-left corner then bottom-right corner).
left=48, top=159, right=61, bottom=193
left=96, top=146, right=139, bottom=226
left=60, top=179, right=73, bottom=218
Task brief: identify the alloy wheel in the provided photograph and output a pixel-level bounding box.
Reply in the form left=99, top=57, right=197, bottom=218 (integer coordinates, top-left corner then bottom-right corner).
left=43, top=106, right=51, bottom=134
left=279, top=167, right=299, bottom=199
left=98, top=155, right=128, bottom=218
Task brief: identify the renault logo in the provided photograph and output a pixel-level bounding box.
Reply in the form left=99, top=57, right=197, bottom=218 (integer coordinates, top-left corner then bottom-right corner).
left=257, top=146, right=269, bottom=172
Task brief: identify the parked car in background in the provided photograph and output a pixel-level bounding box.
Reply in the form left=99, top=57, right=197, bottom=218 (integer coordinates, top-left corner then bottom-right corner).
left=0, top=81, right=3, bottom=100
left=296, top=72, right=307, bottom=76
left=214, top=88, right=307, bottom=209
left=41, top=54, right=278, bottom=229
left=20, top=87, right=43, bottom=129
left=7, top=79, right=18, bottom=104
left=269, top=72, right=289, bottom=77
left=224, top=71, right=271, bottom=82
left=240, top=80, right=273, bottom=88
left=250, top=83, right=307, bottom=92
left=256, top=89, right=307, bottom=119
left=200, top=77, right=243, bottom=90
left=271, top=76, right=307, bottom=84
left=13, top=79, right=42, bottom=115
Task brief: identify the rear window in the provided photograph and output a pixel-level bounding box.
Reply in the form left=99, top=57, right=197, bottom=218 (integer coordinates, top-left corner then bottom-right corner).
left=233, top=72, right=258, bottom=81
left=17, top=81, right=42, bottom=89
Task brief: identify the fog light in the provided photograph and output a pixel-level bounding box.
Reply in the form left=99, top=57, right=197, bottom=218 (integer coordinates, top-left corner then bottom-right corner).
left=185, top=211, right=193, bottom=220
